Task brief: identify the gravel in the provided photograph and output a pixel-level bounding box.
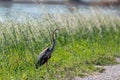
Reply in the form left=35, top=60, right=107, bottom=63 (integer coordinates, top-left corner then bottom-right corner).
left=74, top=58, right=120, bottom=80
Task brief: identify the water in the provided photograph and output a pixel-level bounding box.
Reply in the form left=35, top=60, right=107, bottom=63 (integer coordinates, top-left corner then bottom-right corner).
left=0, top=2, right=120, bottom=22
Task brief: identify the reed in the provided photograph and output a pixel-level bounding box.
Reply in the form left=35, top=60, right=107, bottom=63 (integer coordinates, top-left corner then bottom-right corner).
left=0, top=13, right=120, bottom=80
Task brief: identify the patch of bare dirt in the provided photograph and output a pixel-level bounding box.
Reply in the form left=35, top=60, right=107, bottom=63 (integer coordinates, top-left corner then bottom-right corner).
left=74, top=58, right=120, bottom=80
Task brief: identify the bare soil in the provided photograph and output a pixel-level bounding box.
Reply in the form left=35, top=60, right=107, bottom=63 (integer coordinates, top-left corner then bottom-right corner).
left=74, top=58, right=120, bottom=80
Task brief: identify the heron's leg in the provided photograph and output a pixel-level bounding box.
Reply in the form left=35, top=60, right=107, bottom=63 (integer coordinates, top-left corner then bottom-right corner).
left=46, top=62, right=47, bottom=68
left=46, top=62, right=48, bottom=69
left=46, top=62, right=49, bottom=71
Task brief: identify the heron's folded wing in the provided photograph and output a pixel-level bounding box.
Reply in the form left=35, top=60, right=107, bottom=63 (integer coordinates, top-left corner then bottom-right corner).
left=38, top=47, right=50, bottom=59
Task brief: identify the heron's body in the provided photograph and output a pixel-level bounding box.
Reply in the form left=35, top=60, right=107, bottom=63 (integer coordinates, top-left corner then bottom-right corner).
left=36, top=47, right=52, bottom=67
left=35, top=29, right=59, bottom=69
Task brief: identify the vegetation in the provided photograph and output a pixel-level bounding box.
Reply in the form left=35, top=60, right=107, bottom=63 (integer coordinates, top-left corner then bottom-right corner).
left=0, top=14, right=120, bottom=80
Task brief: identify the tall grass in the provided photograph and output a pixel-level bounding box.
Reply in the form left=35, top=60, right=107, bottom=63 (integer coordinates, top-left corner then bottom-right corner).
left=0, top=13, right=120, bottom=80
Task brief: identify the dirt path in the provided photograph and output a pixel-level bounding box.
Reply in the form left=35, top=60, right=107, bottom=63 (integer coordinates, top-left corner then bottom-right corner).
left=74, top=58, right=120, bottom=80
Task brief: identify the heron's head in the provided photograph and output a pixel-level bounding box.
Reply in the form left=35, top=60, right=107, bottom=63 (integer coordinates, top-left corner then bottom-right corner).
left=53, top=28, right=65, bottom=33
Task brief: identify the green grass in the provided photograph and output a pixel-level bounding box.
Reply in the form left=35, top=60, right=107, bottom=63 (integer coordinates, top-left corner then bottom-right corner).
left=0, top=14, right=120, bottom=80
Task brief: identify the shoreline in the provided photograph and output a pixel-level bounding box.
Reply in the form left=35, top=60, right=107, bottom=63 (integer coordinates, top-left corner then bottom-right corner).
left=0, top=1, right=65, bottom=4
left=0, top=1, right=120, bottom=6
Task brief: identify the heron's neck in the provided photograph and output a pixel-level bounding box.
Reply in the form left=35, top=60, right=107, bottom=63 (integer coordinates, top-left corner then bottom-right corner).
left=50, top=29, right=58, bottom=51
left=51, top=38, right=56, bottom=51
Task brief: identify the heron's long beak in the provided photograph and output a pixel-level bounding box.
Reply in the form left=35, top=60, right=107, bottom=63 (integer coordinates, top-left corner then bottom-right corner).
left=60, top=27, right=65, bottom=29
left=57, top=27, right=65, bottom=31
left=54, top=27, right=65, bottom=32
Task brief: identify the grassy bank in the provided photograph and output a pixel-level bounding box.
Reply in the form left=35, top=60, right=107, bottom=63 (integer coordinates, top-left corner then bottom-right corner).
left=0, top=14, right=120, bottom=80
